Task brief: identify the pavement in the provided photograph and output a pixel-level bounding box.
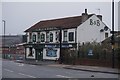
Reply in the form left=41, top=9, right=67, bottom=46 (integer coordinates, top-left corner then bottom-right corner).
left=15, top=59, right=120, bottom=75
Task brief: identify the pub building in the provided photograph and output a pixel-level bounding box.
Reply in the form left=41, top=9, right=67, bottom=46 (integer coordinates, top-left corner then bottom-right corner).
left=24, top=9, right=111, bottom=60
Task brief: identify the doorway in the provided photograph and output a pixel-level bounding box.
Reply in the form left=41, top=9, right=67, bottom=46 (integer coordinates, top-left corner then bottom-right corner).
left=36, top=49, right=43, bottom=61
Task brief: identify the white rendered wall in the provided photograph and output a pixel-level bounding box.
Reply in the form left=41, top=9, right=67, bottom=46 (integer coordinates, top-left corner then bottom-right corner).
left=77, top=15, right=111, bottom=44
left=27, top=32, right=29, bottom=43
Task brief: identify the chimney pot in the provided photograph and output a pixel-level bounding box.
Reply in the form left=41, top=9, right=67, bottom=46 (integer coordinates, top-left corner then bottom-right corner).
left=85, top=9, right=87, bottom=14
left=82, top=9, right=88, bottom=23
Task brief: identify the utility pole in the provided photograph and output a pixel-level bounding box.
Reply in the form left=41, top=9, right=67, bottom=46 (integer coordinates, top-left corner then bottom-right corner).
left=111, top=0, right=115, bottom=68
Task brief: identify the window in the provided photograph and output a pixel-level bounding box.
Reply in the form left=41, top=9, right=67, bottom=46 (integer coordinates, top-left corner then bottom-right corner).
left=55, top=31, right=59, bottom=41
left=32, top=34, right=36, bottom=42
left=105, top=33, right=108, bottom=38
left=56, top=32, right=58, bottom=41
left=28, top=48, right=33, bottom=57
left=37, top=32, right=40, bottom=42
left=46, top=48, right=57, bottom=57
left=63, top=30, right=67, bottom=42
left=29, top=33, right=32, bottom=42
left=69, top=32, right=74, bottom=41
left=50, top=33, right=53, bottom=42
left=41, top=33, right=45, bottom=42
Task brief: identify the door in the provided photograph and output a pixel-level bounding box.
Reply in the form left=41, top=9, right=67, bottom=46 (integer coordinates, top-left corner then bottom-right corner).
left=36, top=49, right=43, bottom=61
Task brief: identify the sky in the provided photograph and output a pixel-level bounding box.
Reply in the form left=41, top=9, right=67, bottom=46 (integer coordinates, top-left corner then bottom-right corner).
left=118, top=2, right=120, bottom=31
left=1, top=0, right=120, bottom=35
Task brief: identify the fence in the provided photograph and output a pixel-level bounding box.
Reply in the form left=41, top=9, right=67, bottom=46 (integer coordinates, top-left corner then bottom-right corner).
left=62, top=42, right=120, bottom=68
left=2, top=53, right=24, bottom=60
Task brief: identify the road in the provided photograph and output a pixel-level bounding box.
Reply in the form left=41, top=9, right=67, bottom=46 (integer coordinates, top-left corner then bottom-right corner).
left=2, top=60, right=119, bottom=78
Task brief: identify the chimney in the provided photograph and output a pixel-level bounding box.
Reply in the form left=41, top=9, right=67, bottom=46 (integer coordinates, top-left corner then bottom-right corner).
left=85, top=9, right=87, bottom=14
left=82, top=9, right=88, bottom=23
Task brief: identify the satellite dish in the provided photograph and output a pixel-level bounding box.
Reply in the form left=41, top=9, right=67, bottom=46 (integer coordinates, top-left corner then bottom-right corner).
left=104, top=26, right=108, bottom=31
left=100, top=29, right=104, bottom=32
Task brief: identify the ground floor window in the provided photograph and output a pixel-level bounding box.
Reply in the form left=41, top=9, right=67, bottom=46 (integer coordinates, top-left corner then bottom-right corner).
left=28, top=48, right=34, bottom=57
left=46, top=48, right=57, bottom=57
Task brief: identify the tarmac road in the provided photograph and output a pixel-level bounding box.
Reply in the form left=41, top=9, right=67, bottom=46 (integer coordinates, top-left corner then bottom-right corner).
left=2, top=60, right=119, bottom=78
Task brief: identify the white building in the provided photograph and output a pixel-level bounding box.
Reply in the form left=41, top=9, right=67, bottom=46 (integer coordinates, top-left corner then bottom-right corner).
left=24, top=9, right=111, bottom=60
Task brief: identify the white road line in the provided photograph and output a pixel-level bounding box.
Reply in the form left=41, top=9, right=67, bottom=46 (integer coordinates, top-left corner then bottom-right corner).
left=56, top=75, right=71, bottom=78
left=30, top=65, right=36, bottom=67
left=18, top=73, right=36, bottom=78
left=4, top=69, right=14, bottom=73
left=18, top=64, right=24, bottom=66
left=66, top=72, right=74, bottom=75
left=15, top=63, right=24, bottom=66
left=15, top=63, right=21, bottom=65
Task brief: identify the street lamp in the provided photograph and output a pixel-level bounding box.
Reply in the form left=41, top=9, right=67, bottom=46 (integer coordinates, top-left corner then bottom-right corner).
left=2, top=20, right=6, bottom=36
left=2, top=20, right=6, bottom=59
left=111, top=0, right=115, bottom=68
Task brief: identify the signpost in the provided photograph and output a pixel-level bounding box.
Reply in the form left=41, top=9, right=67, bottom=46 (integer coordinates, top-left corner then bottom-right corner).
left=88, top=49, right=93, bottom=56
left=59, top=27, right=62, bottom=64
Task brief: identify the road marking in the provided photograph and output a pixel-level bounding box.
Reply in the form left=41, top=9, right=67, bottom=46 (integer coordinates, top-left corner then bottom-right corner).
left=9, top=61, right=13, bottom=62
left=15, top=63, right=21, bottom=65
left=18, top=73, right=36, bottom=78
left=18, top=63, right=24, bottom=66
left=30, top=65, right=36, bottom=67
left=56, top=75, right=71, bottom=78
left=66, top=72, right=74, bottom=75
left=16, top=63, right=24, bottom=66
left=4, top=69, right=14, bottom=73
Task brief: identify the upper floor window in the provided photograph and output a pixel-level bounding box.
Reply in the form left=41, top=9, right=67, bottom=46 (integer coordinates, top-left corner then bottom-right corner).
left=63, top=30, right=67, bottom=42
left=32, top=34, right=36, bottom=42
left=50, top=33, right=53, bottom=42
left=69, top=32, right=74, bottom=41
left=56, top=31, right=59, bottom=41
left=37, top=32, right=40, bottom=42
left=41, top=33, right=45, bottom=42
left=29, top=33, right=32, bottom=42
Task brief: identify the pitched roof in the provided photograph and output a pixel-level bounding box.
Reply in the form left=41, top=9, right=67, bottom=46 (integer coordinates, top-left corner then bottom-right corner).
left=102, top=31, right=120, bottom=43
left=25, top=14, right=94, bottom=32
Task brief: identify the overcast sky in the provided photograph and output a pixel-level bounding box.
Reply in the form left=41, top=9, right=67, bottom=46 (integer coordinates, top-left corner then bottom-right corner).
left=1, top=1, right=119, bottom=35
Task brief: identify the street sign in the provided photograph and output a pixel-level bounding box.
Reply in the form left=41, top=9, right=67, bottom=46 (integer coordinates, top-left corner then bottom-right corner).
left=88, top=49, right=93, bottom=56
